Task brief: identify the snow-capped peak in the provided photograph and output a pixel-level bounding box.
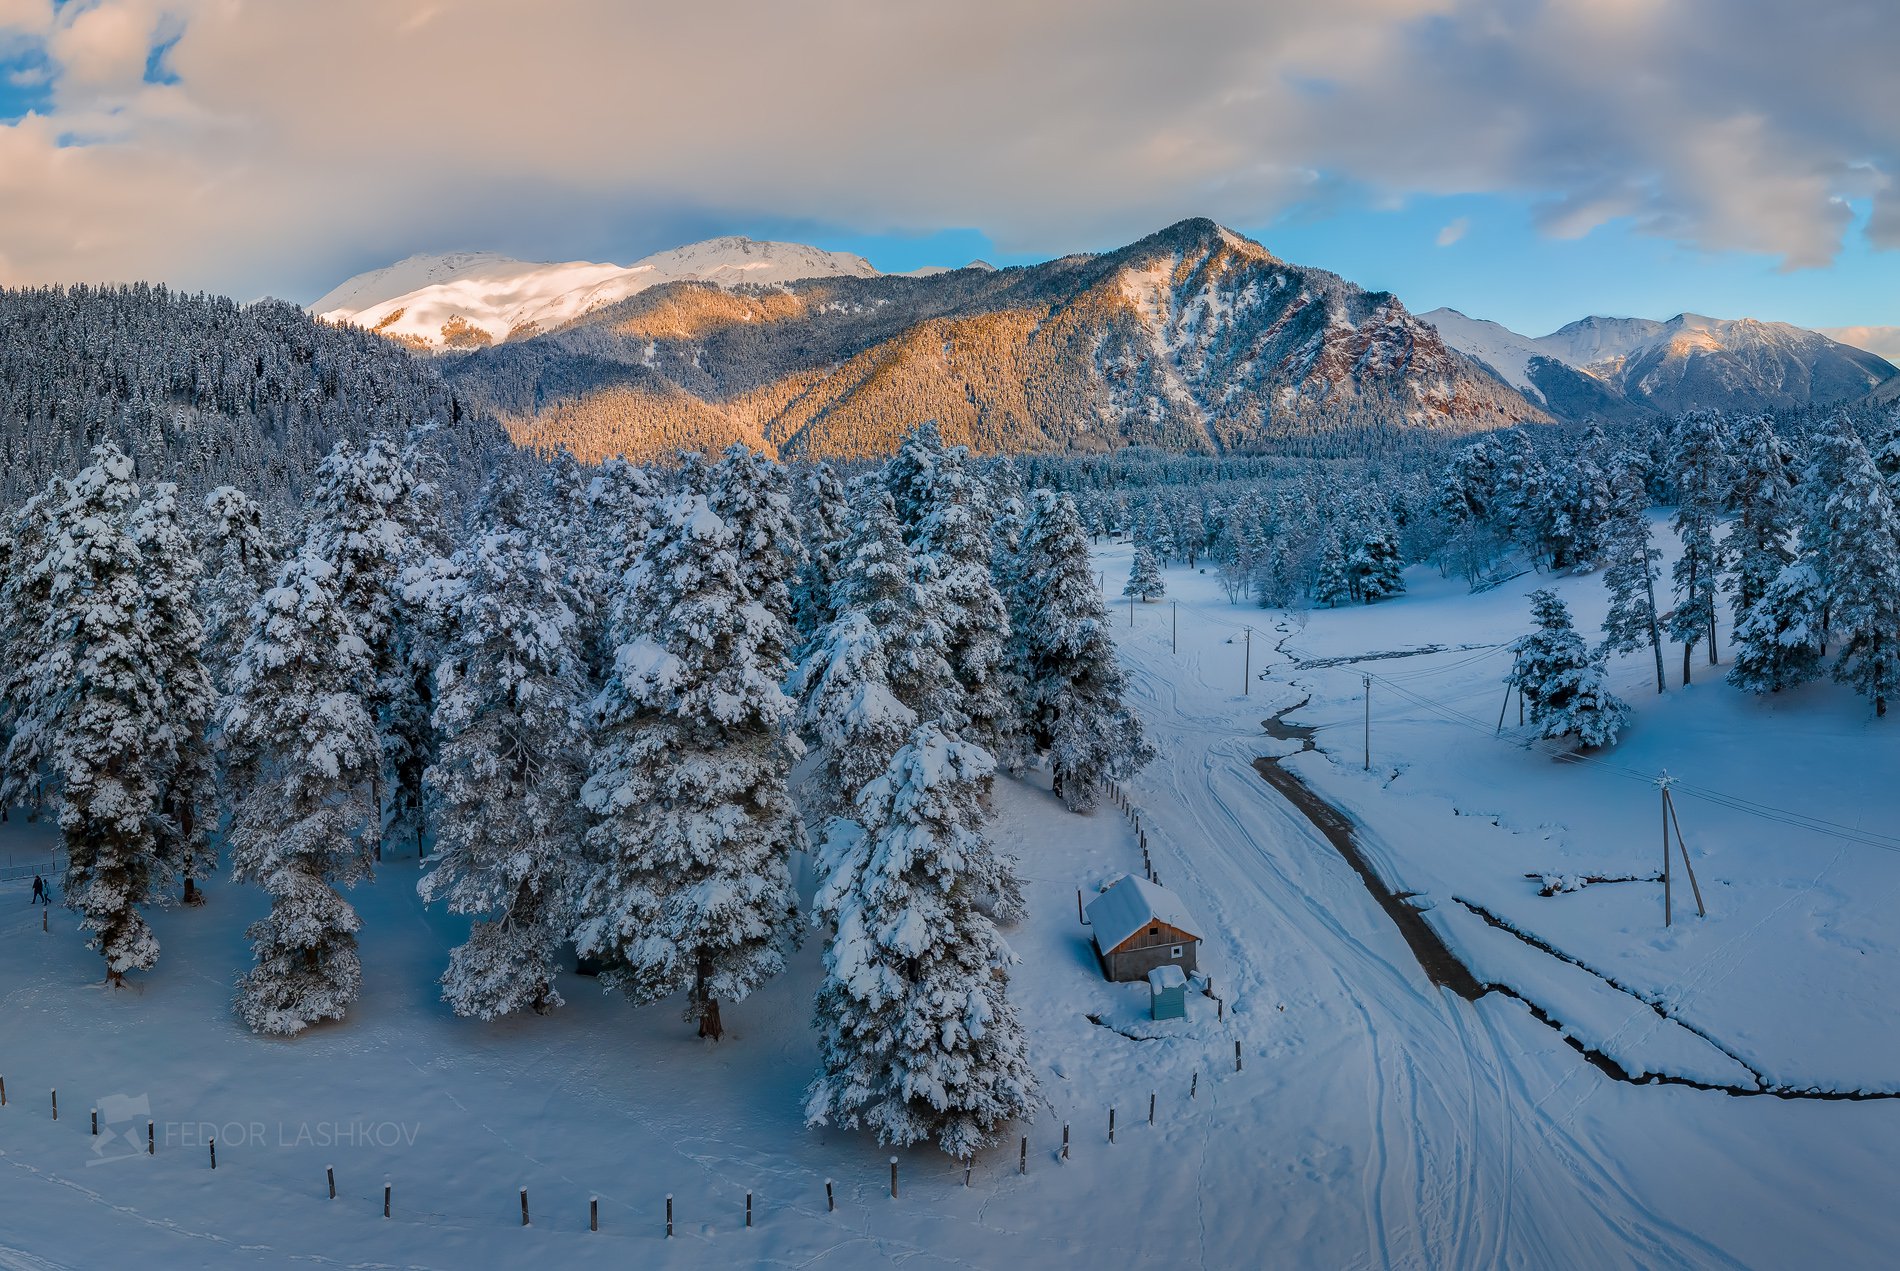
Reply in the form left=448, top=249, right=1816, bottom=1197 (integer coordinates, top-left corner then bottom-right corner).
left=310, top=237, right=885, bottom=350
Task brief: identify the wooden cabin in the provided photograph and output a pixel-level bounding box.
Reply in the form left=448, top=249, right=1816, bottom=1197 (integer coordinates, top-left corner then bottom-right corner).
left=1085, top=875, right=1202, bottom=982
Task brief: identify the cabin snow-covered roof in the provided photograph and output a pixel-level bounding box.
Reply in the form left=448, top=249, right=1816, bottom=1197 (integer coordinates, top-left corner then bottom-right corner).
left=1086, top=875, right=1201, bottom=952
left=1147, top=964, right=1188, bottom=992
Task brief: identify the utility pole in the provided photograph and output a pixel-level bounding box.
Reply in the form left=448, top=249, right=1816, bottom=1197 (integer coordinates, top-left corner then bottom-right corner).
left=1171, top=600, right=1178, bottom=654
left=1363, top=674, right=1371, bottom=771
left=1657, top=773, right=1706, bottom=926
left=1243, top=626, right=1252, bottom=695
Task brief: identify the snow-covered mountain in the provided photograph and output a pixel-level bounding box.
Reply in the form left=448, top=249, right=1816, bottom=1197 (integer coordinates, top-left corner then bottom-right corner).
left=446, top=218, right=1544, bottom=462
left=310, top=237, right=883, bottom=350
left=1423, top=308, right=1898, bottom=419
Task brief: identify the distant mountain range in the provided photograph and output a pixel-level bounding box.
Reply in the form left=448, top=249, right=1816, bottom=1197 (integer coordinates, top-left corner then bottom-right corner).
left=311, top=221, right=1898, bottom=460
left=1421, top=308, right=1896, bottom=422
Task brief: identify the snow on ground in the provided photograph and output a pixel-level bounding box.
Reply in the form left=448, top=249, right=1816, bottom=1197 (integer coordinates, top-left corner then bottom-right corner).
left=8, top=529, right=1900, bottom=1266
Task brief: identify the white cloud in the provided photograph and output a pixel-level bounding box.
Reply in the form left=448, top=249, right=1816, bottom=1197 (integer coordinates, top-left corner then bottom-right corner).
left=1435, top=217, right=1469, bottom=247
left=0, top=0, right=1891, bottom=299
left=1820, top=326, right=1900, bottom=364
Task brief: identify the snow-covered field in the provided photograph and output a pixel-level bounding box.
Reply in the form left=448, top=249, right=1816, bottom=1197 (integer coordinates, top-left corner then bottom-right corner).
left=6, top=525, right=1900, bottom=1267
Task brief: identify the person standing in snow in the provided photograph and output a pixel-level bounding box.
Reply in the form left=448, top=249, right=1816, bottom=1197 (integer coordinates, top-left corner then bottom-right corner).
left=31, top=874, right=48, bottom=905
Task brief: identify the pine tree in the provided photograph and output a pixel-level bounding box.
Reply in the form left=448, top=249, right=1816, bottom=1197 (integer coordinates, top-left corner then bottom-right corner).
left=224, top=552, right=377, bottom=1034
left=132, top=483, right=217, bottom=905
left=797, top=486, right=956, bottom=823
left=574, top=451, right=803, bottom=1041
left=884, top=420, right=948, bottom=533
left=791, top=461, right=853, bottom=645
left=1666, top=412, right=1729, bottom=684
left=1124, top=544, right=1165, bottom=602
left=1824, top=433, right=1900, bottom=716
left=1513, top=590, right=1629, bottom=748
left=1349, top=522, right=1405, bottom=602
left=1314, top=531, right=1353, bottom=607
left=912, top=449, right=1020, bottom=766
left=1800, top=414, right=1859, bottom=656
left=1553, top=434, right=1612, bottom=571
left=302, top=438, right=440, bottom=858
left=198, top=484, right=278, bottom=696
left=576, top=456, right=659, bottom=684
left=1728, top=561, right=1824, bottom=695
left=420, top=508, right=587, bottom=1019
left=1725, top=415, right=1796, bottom=630
left=1600, top=453, right=1668, bottom=694
left=0, top=479, right=62, bottom=811
left=1010, top=491, right=1155, bottom=810
left=42, top=446, right=168, bottom=982
left=805, top=724, right=1036, bottom=1158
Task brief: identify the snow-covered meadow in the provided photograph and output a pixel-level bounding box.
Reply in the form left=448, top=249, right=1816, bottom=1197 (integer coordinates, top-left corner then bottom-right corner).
left=6, top=521, right=1900, bottom=1268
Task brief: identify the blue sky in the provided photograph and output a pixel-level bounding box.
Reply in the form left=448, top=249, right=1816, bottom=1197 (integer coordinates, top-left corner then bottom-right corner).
left=0, top=0, right=1894, bottom=345
left=765, top=198, right=1900, bottom=338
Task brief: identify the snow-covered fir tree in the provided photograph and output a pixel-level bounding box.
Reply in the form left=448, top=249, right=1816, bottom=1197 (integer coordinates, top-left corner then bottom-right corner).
left=797, top=485, right=958, bottom=822
left=791, top=461, right=853, bottom=646
left=1600, top=453, right=1667, bottom=694
left=302, top=438, right=440, bottom=858
left=224, top=552, right=377, bottom=1034
left=1823, top=431, right=1900, bottom=716
left=1513, top=590, right=1629, bottom=748
left=1349, top=521, right=1405, bottom=602
left=884, top=420, right=948, bottom=532
left=131, top=482, right=217, bottom=904
left=42, top=446, right=168, bottom=982
left=574, top=456, right=660, bottom=685
left=1725, top=415, right=1796, bottom=630
left=910, top=446, right=1021, bottom=767
left=574, top=450, right=803, bottom=1041
left=1666, top=412, right=1729, bottom=684
left=805, top=723, right=1036, bottom=1158
left=198, top=484, right=278, bottom=696
left=1553, top=428, right=1613, bottom=570
left=1314, top=531, right=1353, bottom=608
left=420, top=493, right=588, bottom=1019
left=0, top=480, right=61, bottom=811
left=1728, top=561, right=1825, bottom=695
left=1124, top=544, right=1165, bottom=602
left=1009, top=491, right=1155, bottom=810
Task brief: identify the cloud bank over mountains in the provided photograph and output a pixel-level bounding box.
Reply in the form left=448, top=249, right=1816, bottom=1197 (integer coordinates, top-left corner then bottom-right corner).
left=0, top=0, right=1894, bottom=302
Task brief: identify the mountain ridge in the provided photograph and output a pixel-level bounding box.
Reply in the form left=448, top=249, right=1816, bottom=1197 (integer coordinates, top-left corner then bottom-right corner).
left=441, top=218, right=1547, bottom=462
left=1422, top=307, right=1897, bottom=419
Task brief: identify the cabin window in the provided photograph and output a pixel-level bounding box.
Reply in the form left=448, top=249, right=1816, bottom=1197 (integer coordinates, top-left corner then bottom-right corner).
left=1149, top=925, right=1159, bottom=935
left=1170, top=945, right=1183, bottom=958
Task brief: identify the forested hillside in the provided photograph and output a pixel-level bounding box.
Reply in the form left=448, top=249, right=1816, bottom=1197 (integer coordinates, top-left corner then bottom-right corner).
left=0, top=285, right=507, bottom=510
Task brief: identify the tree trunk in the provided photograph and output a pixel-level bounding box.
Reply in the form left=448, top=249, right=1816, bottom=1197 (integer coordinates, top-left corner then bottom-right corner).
left=694, top=953, right=724, bottom=1042
left=1681, top=639, right=1692, bottom=686
left=1644, top=577, right=1666, bottom=694
left=1708, top=613, right=1719, bottom=665
left=182, top=876, right=198, bottom=905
